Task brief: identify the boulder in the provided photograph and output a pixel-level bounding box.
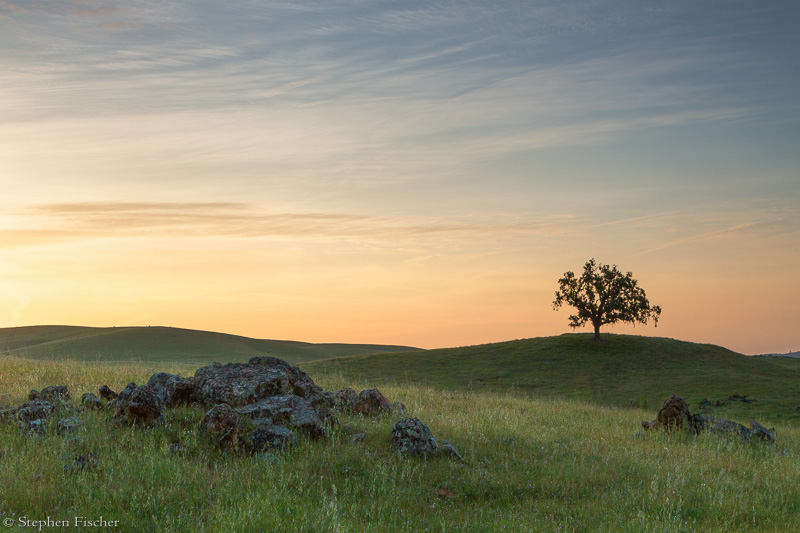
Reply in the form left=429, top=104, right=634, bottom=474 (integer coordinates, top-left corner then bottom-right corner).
left=236, top=394, right=327, bottom=440
left=333, top=388, right=358, bottom=412
left=15, top=399, right=56, bottom=424
left=642, top=395, right=692, bottom=432
left=81, top=392, right=101, bottom=410
left=28, top=389, right=40, bottom=401
left=56, top=417, right=82, bottom=435
left=245, top=421, right=297, bottom=453
left=98, top=385, right=117, bottom=401
left=192, top=362, right=291, bottom=407
left=248, top=356, right=322, bottom=399
left=354, top=388, right=391, bottom=416
left=643, top=395, right=776, bottom=444
left=440, top=440, right=464, bottom=462
left=390, top=418, right=441, bottom=457
left=147, top=372, right=194, bottom=407
left=749, top=420, right=775, bottom=443
left=200, top=403, right=246, bottom=451
left=40, top=385, right=70, bottom=402
left=111, top=383, right=163, bottom=427
left=24, top=418, right=48, bottom=437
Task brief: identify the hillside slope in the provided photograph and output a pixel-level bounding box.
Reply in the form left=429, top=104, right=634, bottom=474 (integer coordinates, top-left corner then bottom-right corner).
left=303, top=333, right=800, bottom=423
left=0, top=325, right=419, bottom=365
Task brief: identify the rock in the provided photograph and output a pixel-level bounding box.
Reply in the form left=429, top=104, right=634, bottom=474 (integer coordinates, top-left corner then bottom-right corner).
left=15, top=400, right=56, bottom=424
left=245, top=421, right=297, bottom=453
left=236, top=394, right=327, bottom=440
left=24, top=419, right=48, bottom=437
left=56, top=417, right=82, bottom=435
left=390, top=418, right=441, bottom=457
left=111, top=383, right=163, bottom=427
left=200, top=403, right=246, bottom=450
left=698, top=398, right=712, bottom=409
left=354, top=388, right=391, bottom=416
left=0, top=407, right=13, bottom=424
left=440, top=440, right=464, bottom=462
left=351, top=432, right=367, bottom=443
left=192, top=360, right=294, bottom=407
left=147, top=372, right=194, bottom=407
left=81, top=392, right=101, bottom=410
left=333, top=388, right=358, bottom=412
left=64, top=453, right=98, bottom=474
left=749, top=420, right=775, bottom=442
left=28, top=389, right=40, bottom=401
left=644, top=396, right=776, bottom=444
left=643, top=395, right=692, bottom=432
left=692, top=414, right=749, bottom=439
left=98, top=385, right=117, bottom=401
left=390, top=401, right=406, bottom=413
left=40, top=385, right=70, bottom=402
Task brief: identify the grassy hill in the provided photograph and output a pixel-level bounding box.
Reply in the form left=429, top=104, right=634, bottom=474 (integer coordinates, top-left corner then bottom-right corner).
left=0, top=325, right=419, bottom=365
left=1, top=355, right=800, bottom=531
left=303, top=333, right=800, bottom=424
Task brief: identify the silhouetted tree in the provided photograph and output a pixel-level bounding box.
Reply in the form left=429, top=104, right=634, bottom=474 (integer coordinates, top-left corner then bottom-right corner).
left=553, top=258, right=661, bottom=341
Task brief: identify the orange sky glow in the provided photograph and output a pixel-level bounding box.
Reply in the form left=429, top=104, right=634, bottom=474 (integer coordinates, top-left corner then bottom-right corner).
left=2, top=1, right=798, bottom=355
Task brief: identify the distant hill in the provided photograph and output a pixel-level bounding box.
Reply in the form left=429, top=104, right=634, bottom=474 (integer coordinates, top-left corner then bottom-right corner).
left=756, top=351, right=800, bottom=358
left=303, top=333, right=800, bottom=422
left=0, top=325, right=419, bottom=365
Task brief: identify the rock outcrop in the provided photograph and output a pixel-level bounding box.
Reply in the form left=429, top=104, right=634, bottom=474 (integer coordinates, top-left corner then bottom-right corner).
left=641, top=395, right=692, bottom=432
left=354, top=388, right=392, bottom=416
left=109, top=383, right=163, bottom=427
left=200, top=403, right=246, bottom=450
left=236, top=394, right=327, bottom=440
left=99, top=385, right=117, bottom=401
left=245, top=421, right=297, bottom=453
left=81, top=392, right=101, bottom=410
left=40, top=385, right=70, bottom=403
left=642, top=394, right=776, bottom=443
left=147, top=372, right=194, bottom=407
left=390, top=418, right=441, bottom=457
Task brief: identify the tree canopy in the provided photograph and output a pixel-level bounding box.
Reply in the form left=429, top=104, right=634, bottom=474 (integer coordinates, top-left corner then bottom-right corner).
left=553, top=258, right=661, bottom=341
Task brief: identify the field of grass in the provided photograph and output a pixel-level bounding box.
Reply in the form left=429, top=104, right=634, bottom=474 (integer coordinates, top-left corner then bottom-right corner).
left=2, top=355, right=800, bottom=532
left=0, top=325, right=418, bottom=365
left=303, top=333, right=800, bottom=426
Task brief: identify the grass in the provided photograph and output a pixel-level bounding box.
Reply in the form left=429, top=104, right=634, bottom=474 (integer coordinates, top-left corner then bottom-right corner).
left=2, top=355, right=800, bottom=531
left=303, top=333, right=800, bottom=425
left=0, top=325, right=419, bottom=365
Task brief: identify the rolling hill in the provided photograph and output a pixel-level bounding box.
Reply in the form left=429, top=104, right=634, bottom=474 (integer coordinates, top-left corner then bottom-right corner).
left=302, top=333, right=800, bottom=423
left=0, top=325, right=419, bottom=365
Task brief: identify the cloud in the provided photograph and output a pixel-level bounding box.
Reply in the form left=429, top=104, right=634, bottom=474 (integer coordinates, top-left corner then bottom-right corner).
left=3, top=202, right=579, bottom=248
left=633, top=222, right=762, bottom=257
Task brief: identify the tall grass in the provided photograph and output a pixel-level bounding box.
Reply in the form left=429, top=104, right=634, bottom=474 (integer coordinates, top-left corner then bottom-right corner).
left=1, top=356, right=799, bottom=532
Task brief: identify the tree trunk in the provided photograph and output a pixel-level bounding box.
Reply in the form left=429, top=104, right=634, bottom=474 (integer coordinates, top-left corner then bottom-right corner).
left=593, top=323, right=601, bottom=341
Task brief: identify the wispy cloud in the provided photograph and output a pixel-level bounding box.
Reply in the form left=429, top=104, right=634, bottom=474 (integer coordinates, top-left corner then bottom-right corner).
left=3, top=202, right=579, bottom=248
left=634, top=222, right=765, bottom=257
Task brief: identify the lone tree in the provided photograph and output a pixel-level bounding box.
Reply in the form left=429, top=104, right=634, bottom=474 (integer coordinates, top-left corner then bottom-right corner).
left=553, top=258, right=661, bottom=341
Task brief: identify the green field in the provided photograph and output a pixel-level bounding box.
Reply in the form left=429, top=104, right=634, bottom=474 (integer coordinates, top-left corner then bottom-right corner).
left=303, top=333, right=800, bottom=426
left=2, top=332, right=800, bottom=531
left=0, top=325, right=418, bottom=365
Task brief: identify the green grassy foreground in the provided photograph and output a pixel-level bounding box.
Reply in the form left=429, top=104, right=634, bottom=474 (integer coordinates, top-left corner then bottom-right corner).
left=304, top=334, right=800, bottom=425
left=0, top=325, right=418, bottom=365
left=1, top=356, right=800, bottom=532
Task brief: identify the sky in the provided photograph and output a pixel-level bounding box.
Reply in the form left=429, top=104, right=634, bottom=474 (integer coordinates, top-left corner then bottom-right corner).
left=1, top=0, right=798, bottom=354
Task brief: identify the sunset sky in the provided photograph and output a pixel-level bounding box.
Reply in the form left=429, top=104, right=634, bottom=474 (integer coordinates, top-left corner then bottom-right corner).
left=2, top=1, right=798, bottom=354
